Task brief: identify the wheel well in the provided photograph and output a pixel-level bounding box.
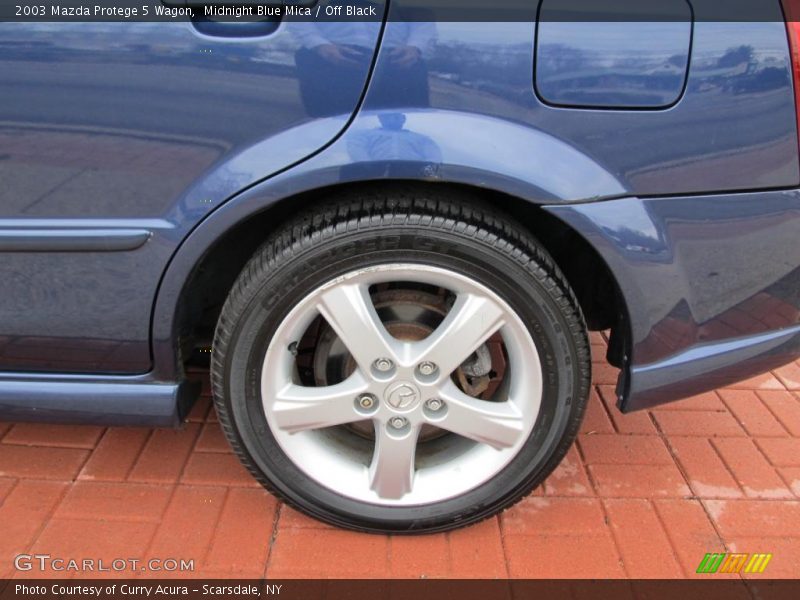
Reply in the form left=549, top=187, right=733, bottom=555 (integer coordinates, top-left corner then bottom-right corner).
left=176, top=181, right=630, bottom=370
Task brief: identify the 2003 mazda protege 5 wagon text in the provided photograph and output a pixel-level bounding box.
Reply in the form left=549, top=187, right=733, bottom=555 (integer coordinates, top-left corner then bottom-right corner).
left=1, top=0, right=799, bottom=533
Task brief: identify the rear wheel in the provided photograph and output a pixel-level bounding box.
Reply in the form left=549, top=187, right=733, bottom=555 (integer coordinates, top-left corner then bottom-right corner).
left=211, top=188, right=590, bottom=533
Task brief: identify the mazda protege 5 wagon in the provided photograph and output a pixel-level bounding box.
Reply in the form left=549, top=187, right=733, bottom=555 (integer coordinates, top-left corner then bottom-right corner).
left=1, top=0, right=799, bottom=532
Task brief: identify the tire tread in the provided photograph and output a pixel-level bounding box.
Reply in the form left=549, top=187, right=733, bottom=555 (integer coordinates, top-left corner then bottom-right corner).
left=211, top=184, right=591, bottom=533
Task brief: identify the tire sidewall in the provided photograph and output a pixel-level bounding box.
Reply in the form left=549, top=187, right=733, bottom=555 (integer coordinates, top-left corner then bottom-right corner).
left=218, top=225, right=584, bottom=532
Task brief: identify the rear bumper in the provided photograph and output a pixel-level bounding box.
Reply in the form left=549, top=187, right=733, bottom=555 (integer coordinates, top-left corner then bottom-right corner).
left=546, top=188, right=800, bottom=412
left=626, top=324, right=800, bottom=410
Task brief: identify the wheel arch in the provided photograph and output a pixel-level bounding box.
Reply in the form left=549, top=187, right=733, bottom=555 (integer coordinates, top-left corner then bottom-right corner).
left=151, top=179, right=632, bottom=395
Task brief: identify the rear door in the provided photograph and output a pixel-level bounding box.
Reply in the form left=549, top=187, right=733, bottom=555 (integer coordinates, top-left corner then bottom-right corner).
left=0, top=11, right=385, bottom=373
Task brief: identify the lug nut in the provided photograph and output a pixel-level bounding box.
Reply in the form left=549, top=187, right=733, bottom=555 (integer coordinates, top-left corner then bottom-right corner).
left=425, top=398, right=444, bottom=412
left=357, top=394, right=376, bottom=410
left=418, top=361, right=438, bottom=376
left=373, top=358, right=394, bottom=372
left=389, top=416, right=408, bottom=430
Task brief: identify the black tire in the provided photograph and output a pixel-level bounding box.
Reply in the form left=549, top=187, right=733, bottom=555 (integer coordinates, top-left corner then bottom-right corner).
left=211, top=185, right=591, bottom=534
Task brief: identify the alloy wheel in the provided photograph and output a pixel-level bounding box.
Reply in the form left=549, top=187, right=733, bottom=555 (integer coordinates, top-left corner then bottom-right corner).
left=260, top=263, right=543, bottom=506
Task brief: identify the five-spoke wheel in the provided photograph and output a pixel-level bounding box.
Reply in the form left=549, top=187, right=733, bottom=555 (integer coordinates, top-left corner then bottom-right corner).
left=262, top=264, right=542, bottom=505
left=211, top=190, right=590, bottom=532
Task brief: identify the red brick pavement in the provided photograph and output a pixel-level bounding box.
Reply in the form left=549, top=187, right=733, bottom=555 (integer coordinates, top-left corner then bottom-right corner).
left=1, top=332, right=799, bottom=579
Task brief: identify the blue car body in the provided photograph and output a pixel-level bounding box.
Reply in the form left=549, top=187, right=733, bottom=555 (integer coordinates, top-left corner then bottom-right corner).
left=0, top=0, right=798, bottom=424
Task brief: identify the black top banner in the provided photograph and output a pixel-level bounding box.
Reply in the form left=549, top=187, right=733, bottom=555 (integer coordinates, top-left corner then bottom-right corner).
left=0, top=0, right=792, bottom=23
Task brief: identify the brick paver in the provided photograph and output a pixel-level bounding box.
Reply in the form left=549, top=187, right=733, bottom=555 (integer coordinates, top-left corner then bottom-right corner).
left=0, top=345, right=799, bottom=579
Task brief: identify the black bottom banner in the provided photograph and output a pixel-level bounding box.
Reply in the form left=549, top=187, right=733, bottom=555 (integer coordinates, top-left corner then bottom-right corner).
left=1, top=579, right=800, bottom=600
